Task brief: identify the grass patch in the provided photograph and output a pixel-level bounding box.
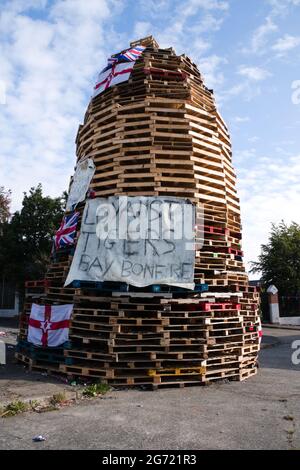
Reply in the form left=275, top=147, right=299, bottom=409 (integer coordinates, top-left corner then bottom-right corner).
left=49, top=392, right=66, bottom=406
left=0, top=400, right=29, bottom=418
left=29, top=400, right=41, bottom=411
left=82, top=383, right=110, bottom=398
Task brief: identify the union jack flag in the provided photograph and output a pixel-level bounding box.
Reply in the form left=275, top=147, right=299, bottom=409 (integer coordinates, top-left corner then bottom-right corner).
left=93, top=46, right=145, bottom=98
left=109, top=46, right=145, bottom=63
left=54, top=212, right=79, bottom=250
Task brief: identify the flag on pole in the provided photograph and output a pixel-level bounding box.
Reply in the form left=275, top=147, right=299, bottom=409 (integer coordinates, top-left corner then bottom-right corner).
left=54, top=212, right=79, bottom=250
left=93, top=46, right=145, bottom=98
left=258, top=318, right=263, bottom=343
left=112, top=45, right=145, bottom=62
left=28, top=304, right=73, bottom=347
left=94, top=62, right=135, bottom=97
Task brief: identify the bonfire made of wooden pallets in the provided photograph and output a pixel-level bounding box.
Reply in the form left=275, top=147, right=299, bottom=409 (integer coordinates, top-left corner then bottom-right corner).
left=16, top=36, right=261, bottom=389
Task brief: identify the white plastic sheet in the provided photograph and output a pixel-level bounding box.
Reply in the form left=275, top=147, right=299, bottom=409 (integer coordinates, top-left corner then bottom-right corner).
left=65, top=196, right=195, bottom=289
left=66, top=158, right=95, bottom=212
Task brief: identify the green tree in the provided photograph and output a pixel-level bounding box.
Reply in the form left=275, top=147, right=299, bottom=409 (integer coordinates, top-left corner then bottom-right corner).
left=0, top=184, right=65, bottom=285
left=0, top=186, right=11, bottom=224
left=251, top=221, right=300, bottom=295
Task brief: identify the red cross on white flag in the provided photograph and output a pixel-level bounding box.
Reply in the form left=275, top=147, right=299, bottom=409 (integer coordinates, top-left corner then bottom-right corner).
left=28, top=304, right=73, bottom=347
left=93, top=62, right=135, bottom=98
left=258, top=318, right=263, bottom=343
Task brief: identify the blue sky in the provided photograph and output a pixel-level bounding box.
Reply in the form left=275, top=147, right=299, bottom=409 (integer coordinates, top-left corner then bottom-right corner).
left=0, top=0, right=300, bottom=274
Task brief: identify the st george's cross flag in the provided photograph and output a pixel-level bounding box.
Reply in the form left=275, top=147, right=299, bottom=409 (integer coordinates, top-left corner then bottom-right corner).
left=28, top=304, right=73, bottom=347
left=93, top=46, right=145, bottom=98
left=258, top=318, right=263, bottom=343
left=93, top=62, right=135, bottom=97
left=54, top=211, right=79, bottom=250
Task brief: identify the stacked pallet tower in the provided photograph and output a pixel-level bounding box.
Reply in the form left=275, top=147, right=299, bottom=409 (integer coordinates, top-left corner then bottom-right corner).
left=16, top=36, right=261, bottom=389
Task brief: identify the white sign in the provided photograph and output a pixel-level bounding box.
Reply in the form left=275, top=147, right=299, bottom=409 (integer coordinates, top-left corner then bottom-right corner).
left=66, top=158, right=95, bottom=212
left=65, top=196, right=196, bottom=289
left=267, top=285, right=278, bottom=295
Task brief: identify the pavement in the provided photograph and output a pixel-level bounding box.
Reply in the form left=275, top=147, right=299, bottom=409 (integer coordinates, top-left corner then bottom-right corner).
left=263, top=322, right=300, bottom=330
left=0, top=318, right=77, bottom=406
left=0, top=318, right=279, bottom=407
left=0, top=322, right=300, bottom=450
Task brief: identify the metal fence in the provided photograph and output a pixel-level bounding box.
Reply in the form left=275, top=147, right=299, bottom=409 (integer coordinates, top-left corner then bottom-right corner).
left=279, top=295, right=300, bottom=317
left=260, top=290, right=269, bottom=322
left=0, top=279, right=16, bottom=310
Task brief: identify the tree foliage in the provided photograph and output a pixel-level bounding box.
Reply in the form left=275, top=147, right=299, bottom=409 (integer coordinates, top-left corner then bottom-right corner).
left=0, top=186, right=11, bottom=224
left=251, top=221, right=300, bottom=295
left=0, top=184, right=65, bottom=285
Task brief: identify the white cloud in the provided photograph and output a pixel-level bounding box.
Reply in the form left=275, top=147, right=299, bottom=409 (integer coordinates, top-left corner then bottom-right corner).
left=267, top=0, right=300, bottom=17
left=272, top=34, right=300, bottom=53
left=244, top=1, right=300, bottom=56
left=233, top=116, right=250, bottom=123
left=222, top=83, right=248, bottom=98
left=237, top=153, right=300, bottom=275
left=190, top=14, right=224, bottom=33
left=0, top=0, right=123, bottom=212
left=220, top=64, right=273, bottom=103
left=234, top=148, right=257, bottom=163
left=133, top=21, right=152, bottom=38
left=132, top=0, right=230, bottom=89
left=177, top=0, right=229, bottom=16
left=238, top=65, right=271, bottom=81
left=198, top=55, right=227, bottom=88
left=145, top=0, right=228, bottom=50
left=250, top=17, right=278, bottom=54
left=248, top=136, right=259, bottom=143
left=219, top=81, right=264, bottom=104
left=0, top=0, right=231, bottom=212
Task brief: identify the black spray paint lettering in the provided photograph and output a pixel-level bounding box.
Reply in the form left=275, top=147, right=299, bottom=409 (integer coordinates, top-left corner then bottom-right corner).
left=120, top=260, right=192, bottom=281
left=78, top=254, right=90, bottom=271
left=81, top=231, right=96, bottom=252
left=78, top=254, right=114, bottom=276
left=121, top=260, right=167, bottom=279
left=123, top=239, right=140, bottom=257
left=170, top=262, right=193, bottom=280
left=83, top=201, right=97, bottom=226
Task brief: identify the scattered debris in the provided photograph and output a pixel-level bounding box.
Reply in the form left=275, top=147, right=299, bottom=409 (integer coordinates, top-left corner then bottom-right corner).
left=32, top=435, right=46, bottom=442
left=35, top=404, right=58, bottom=413
left=283, top=415, right=294, bottom=421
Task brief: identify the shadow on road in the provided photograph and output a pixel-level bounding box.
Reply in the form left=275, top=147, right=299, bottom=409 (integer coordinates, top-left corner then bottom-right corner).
left=260, top=333, right=300, bottom=372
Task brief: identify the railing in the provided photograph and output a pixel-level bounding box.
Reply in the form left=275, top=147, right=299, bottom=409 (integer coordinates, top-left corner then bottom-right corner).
left=279, top=295, right=300, bottom=317
left=0, top=279, right=16, bottom=310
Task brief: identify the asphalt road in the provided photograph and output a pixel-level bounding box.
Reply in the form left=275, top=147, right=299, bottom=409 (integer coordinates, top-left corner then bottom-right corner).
left=0, top=327, right=300, bottom=450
